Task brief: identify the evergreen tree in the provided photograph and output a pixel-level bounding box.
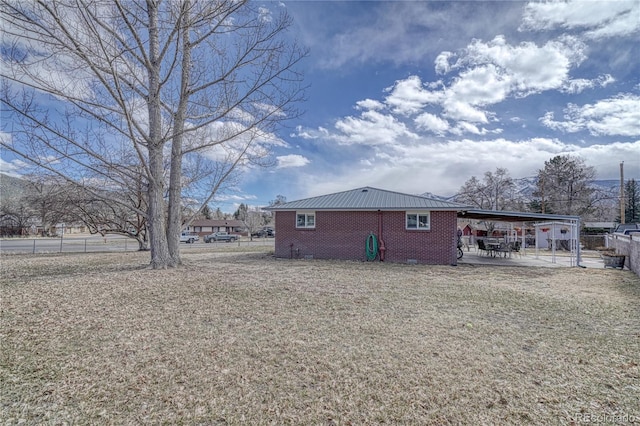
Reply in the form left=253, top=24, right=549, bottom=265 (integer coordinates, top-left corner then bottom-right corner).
left=234, top=203, right=249, bottom=221
left=202, top=205, right=212, bottom=220
left=534, top=155, right=595, bottom=216
left=624, top=179, right=639, bottom=223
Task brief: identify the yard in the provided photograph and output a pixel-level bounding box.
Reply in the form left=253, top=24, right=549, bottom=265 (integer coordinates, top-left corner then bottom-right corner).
left=1, top=248, right=639, bottom=424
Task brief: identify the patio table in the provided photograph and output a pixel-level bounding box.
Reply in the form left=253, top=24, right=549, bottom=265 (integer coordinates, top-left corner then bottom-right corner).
left=485, top=241, right=500, bottom=257
left=486, top=241, right=511, bottom=257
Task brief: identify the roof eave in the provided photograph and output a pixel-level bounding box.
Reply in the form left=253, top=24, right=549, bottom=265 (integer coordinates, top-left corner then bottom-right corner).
left=458, top=209, right=581, bottom=222
left=264, top=206, right=469, bottom=212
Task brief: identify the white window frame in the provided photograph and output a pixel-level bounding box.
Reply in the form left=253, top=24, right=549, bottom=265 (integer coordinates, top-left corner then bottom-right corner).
left=296, top=211, right=316, bottom=229
left=406, top=211, right=430, bottom=230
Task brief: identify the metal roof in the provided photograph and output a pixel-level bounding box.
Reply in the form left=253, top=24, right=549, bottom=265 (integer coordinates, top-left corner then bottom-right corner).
left=264, top=187, right=471, bottom=211
left=458, top=209, right=580, bottom=223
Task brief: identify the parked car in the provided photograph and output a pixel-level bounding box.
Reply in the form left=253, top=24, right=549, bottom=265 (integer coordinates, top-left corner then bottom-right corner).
left=614, top=223, right=640, bottom=235
left=204, top=231, right=238, bottom=243
left=251, top=227, right=274, bottom=238
left=180, top=232, right=200, bottom=243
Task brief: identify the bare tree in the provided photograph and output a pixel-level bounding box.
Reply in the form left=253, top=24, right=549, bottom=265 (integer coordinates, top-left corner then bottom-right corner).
left=0, top=195, right=36, bottom=236
left=66, top=177, right=150, bottom=250
left=455, top=168, right=516, bottom=234
left=1, top=0, right=306, bottom=268
left=269, top=194, right=287, bottom=206
left=212, top=207, right=226, bottom=220
left=455, top=168, right=515, bottom=211
left=242, top=207, right=265, bottom=239
left=23, top=175, right=71, bottom=236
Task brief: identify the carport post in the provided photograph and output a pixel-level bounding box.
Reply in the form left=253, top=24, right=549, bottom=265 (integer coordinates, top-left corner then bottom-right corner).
left=551, top=223, right=556, bottom=264
left=576, top=218, right=582, bottom=267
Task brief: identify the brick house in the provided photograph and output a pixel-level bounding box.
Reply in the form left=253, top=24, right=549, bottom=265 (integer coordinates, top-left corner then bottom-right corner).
left=265, top=187, right=471, bottom=265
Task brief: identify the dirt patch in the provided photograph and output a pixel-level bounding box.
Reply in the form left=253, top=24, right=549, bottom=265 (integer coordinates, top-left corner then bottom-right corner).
left=2, top=250, right=639, bottom=424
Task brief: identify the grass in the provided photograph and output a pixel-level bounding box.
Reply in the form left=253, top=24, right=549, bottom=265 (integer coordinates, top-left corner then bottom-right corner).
left=1, top=249, right=639, bottom=424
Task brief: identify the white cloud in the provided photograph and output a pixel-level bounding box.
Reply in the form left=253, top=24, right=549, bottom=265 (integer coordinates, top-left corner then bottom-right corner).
left=443, top=64, right=510, bottom=121
left=442, top=99, right=490, bottom=124
left=355, top=99, right=385, bottom=111
left=292, top=2, right=524, bottom=71
left=450, top=122, right=489, bottom=136
left=381, top=35, right=590, bottom=128
left=414, top=113, right=449, bottom=135
left=290, top=126, right=332, bottom=140
left=296, top=137, right=639, bottom=198
left=0, top=158, right=26, bottom=177
left=540, top=94, right=640, bottom=136
left=384, top=76, right=442, bottom=116
left=521, top=0, right=640, bottom=40
left=334, top=110, right=419, bottom=146
left=297, top=29, right=624, bottom=144
left=0, top=2, right=129, bottom=101
left=450, top=36, right=586, bottom=95
left=276, top=154, right=310, bottom=169
left=258, top=7, right=273, bottom=23
left=540, top=112, right=582, bottom=134
left=201, top=121, right=288, bottom=165
left=561, top=74, right=615, bottom=94
left=434, top=51, right=453, bottom=74
left=0, top=131, right=12, bottom=146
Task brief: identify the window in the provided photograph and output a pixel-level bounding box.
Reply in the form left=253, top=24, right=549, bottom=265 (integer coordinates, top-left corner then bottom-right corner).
left=406, top=211, right=430, bottom=230
left=296, top=212, right=315, bottom=228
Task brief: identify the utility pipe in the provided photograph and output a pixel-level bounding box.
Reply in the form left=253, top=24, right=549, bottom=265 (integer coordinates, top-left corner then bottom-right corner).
left=378, top=210, right=386, bottom=261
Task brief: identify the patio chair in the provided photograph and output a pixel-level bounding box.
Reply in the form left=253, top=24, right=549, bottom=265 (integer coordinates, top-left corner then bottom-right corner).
left=495, top=242, right=511, bottom=257
left=509, top=241, right=522, bottom=258
left=477, top=239, right=488, bottom=256
left=461, top=236, right=471, bottom=251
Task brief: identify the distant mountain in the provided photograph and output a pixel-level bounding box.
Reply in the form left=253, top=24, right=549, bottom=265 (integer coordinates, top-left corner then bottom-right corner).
left=0, top=173, right=28, bottom=200
left=419, top=191, right=455, bottom=202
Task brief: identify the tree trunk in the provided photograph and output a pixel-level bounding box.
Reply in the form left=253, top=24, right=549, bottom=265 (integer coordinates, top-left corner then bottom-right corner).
left=146, top=1, right=171, bottom=269
left=147, top=147, right=171, bottom=266
left=167, top=0, right=192, bottom=266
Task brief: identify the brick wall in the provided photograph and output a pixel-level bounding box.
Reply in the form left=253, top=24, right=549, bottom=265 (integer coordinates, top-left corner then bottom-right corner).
left=274, top=210, right=458, bottom=265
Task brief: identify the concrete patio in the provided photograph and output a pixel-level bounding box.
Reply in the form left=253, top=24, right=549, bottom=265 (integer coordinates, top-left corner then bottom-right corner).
left=457, top=247, right=608, bottom=269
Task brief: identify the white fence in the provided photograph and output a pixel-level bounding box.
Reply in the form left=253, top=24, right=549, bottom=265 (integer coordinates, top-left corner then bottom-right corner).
left=0, top=237, right=274, bottom=255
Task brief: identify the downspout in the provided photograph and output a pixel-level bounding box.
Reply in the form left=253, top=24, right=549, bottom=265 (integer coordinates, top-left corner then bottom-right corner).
left=378, top=210, right=386, bottom=262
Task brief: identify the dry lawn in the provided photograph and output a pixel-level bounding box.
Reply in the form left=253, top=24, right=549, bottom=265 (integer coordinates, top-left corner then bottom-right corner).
left=1, top=249, right=639, bottom=425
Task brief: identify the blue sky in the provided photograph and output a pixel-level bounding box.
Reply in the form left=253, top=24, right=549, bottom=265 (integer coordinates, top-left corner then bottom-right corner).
left=1, top=1, right=638, bottom=213
left=237, top=0, right=640, bottom=209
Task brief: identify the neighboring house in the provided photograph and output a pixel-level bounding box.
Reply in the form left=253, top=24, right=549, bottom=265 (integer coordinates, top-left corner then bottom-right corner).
left=583, top=222, right=616, bottom=232
left=186, top=219, right=247, bottom=237
left=264, top=187, right=471, bottom=265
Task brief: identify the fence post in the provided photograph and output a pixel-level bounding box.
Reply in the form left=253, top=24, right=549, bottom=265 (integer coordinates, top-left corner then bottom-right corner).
left=33, top=239, right=36, bottom=254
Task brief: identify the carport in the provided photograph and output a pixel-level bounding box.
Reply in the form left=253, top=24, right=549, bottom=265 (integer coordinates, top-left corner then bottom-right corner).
left=458, top=209, right=583, bottom=267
